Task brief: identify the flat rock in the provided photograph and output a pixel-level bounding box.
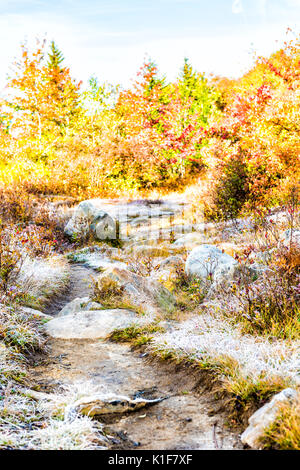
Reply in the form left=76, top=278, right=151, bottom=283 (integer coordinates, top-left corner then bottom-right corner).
left=68, top=247, right=127, bottom=271
left=45, top=309, right=147, bottom=339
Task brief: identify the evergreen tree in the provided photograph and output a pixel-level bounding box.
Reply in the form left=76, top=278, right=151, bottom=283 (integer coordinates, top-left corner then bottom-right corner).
left=178, top=58, right=219, bottom=125
left=45, top=41, right=82, bottom=131
left=179, top=58, right=199, bottom=100
left=47, top=41, right=64, bottom=71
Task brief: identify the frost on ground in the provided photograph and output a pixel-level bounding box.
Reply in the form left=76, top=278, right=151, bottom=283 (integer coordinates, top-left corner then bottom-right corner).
left=0, top=380, right=108, bottom=450
left=17, top=255, right=70, bottom=307
left=152, top=314, right=300, bottom=385
left=0, top=415, right=106, bottom=450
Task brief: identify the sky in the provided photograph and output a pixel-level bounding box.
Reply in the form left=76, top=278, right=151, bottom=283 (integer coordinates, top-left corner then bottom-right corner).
left=0, top=0, right=299, bottom=90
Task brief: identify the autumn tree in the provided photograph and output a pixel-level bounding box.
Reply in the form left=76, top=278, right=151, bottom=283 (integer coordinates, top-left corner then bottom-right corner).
left=6, top=39, right=82, bottom=148
left=203, top=33, right=300, bottom=218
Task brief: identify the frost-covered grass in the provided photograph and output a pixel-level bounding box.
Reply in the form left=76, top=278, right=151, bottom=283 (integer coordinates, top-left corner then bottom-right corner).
left=0, top=304, right=46, bottom=352
left=0, top=413, right=106, bottom=450
left=152, top=313, right=299, bottom=403
left=0, top=342, right=26, bottom=386
left=17, top=255, right=70, bottom=309
left=28, top=416, right=106, bottom=450
left=0, top=380, right=108, bottom=450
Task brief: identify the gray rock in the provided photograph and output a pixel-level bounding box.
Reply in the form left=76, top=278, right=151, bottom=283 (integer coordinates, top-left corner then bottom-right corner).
left=241, top=388, right=298, bottom=449
left=64, top=200, right=117, bottom=241
left=158, top=256, right=184, bottom=269
left=185, top=244, right=238, bottom=281
left=19, top=307, right=52, bottom=320
left=45, top=309, right=147, bottom=339
left=58, top=297, right=103, bottom=317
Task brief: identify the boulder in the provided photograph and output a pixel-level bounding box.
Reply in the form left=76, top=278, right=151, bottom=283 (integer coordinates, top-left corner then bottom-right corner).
left=45, top=309, right=147, bottom=339
left=58, top=297, right=103, bottom=317
left=64, top=200, right=117, bottom=241
left=185, top=244, right=238, bottom=281
left=95, top=266, right=176, bottom=316
left=241, top=388, right=298, bottom=449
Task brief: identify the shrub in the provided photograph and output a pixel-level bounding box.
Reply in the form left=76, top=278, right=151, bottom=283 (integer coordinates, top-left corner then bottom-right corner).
left=0, top=225, right=23, bottom=295
left=93, top=277, right=125, bottom=308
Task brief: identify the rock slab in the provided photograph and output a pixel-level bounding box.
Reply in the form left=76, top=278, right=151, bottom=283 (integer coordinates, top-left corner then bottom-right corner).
left=45, top=309, right=147, bottom=339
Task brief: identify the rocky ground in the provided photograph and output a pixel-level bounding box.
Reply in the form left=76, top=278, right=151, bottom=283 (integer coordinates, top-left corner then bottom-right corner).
left=1, top=195, right=299, bottom=450
left=30, top=264, right=241, bottom=450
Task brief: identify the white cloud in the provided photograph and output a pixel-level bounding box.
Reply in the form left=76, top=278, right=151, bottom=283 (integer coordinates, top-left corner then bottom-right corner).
left=232, top=0, right=243, bottom=14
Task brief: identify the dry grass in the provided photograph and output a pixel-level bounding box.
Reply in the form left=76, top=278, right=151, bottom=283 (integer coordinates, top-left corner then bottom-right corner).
left=17, top=255, right=70, bottom=309
left=151, top=312, right=298, bottom=410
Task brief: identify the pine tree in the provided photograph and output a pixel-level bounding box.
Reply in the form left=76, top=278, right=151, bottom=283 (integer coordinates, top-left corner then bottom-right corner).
left=180, top=58, right=199, bottom=100
left=178, top=58, right=219, bottom=125
left=45, top=41, right=82, bottom=132
left=47, top=41, right=64, bottom=71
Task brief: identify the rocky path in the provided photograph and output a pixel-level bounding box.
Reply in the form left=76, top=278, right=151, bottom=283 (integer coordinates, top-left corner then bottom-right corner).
left=28, top=197, right=244, bottom=450
left=44, top=265, right=95, bottom=315
left=29, top=261, right=242, bottom=450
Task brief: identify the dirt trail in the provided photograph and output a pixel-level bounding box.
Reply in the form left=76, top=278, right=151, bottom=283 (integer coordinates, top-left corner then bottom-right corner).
left=31, top=263, right=242, bottom=450
left=44, top=264, right=95, bottom=315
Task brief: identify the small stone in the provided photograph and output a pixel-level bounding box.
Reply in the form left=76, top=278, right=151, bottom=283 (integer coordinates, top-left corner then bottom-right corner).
left=58, top=297, right=103, bottom=316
